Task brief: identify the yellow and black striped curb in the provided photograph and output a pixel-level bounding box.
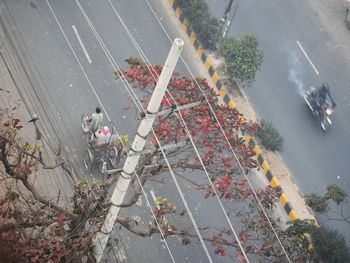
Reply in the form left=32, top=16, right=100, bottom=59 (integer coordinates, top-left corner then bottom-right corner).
left=168, top=0, right=298, bottom=222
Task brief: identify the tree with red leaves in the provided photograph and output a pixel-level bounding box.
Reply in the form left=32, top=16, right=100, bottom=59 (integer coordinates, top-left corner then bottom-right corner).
left=0, top=59, right=316, bottom=262
left=113, top=58, right=316, bottom=262
left=0, top=101, right=106, bottom=262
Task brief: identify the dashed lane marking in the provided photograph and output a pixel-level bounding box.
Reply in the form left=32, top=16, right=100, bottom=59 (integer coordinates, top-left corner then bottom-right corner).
left=296, top=40, right=319, bottom=75
left=72, top=25, right=92, bottom=64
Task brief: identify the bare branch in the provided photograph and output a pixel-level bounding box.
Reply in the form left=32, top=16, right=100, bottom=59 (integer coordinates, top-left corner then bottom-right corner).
left=116, top=216, right=159, bottom=237
left=20, top=177, right=71, bottom=217
left=0, top=219, right=55, bottom=233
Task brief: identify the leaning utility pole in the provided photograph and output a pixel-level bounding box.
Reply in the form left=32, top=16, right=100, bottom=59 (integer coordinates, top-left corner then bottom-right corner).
left=93, top=38, right=184, bottom=262
left=214, top=0, right=239, bottom=48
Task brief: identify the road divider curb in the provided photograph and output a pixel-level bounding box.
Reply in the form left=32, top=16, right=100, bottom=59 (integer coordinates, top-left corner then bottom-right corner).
left=168, top=0, right=301, bottom=222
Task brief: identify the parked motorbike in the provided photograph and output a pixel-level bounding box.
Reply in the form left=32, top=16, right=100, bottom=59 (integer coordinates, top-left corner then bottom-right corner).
left=304, top=83, right=336, bottom=132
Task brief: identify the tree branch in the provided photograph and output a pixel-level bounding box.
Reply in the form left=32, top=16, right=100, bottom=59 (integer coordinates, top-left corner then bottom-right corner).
left=0, top=219, right=55, bottom=233
left=20, top=177, right=71, bottom=217
left=116, top=216, right=159, bottom=237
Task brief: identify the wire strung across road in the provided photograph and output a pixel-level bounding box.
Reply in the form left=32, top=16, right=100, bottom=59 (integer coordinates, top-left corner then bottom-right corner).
left=111, top=0, right=293, bottom=262
left=0, top=6, right=73, bottom=206
left=75, top=0, right=268, bottom=261
left=73, top=0, right=214, bottom=260
left=46, top=0, right=179, bottom=261
left=48, top=0, right=290, bottom=261
left=107, top=3, right=250, bottom=261
left=74, top=0, right=247, bottom=261
left=0, top=3, right=114, bottom=260
left=144, top=1, right=292, bottom=262
left=1, top=3, right=122, bottom=260
left=1, top=2, right=134, bottom=261
left=72, top=0, right=218, bottom=261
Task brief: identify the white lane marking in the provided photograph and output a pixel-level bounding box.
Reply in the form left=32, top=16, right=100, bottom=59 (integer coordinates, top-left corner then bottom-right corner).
left=72, top=25, right=92, bottom=64
left=296, top=40, right=319, bottom=75
left=46, top=0, right=112, bottom=122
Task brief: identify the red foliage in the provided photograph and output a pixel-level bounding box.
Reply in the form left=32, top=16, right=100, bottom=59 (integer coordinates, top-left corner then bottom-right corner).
left=214, top=174, right=232, bottom=193
left=239, top=231, right=252, bottom=242
left=4, top=118, right=23, bottom=130
left=123, top=104, right=133, bottom=111
left=118, top=61, right=275, bottom=253
left=214, top=245, right=226, bottom=256
left=56, top=211, right=65, bottom=225
left=12, top=232, right=93, bottom=262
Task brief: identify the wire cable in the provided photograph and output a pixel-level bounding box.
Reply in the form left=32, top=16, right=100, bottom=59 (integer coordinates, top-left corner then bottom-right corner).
left=144, top=1, right=292, bottom=261
left=45, top=1, right=178, bottom=261
left=105, top=1, right=252, bottom=260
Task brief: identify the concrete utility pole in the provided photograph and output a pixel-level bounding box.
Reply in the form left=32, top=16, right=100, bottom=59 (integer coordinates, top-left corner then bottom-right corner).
left=215, top=0, right=239, bottom=48
left=93, top=38, right=184, bottom=262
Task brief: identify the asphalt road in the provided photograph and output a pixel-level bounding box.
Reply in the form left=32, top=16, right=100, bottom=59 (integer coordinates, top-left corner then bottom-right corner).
left=0, top=0, right=258, bottom=262
left=206, top=0, right=350, bottom=241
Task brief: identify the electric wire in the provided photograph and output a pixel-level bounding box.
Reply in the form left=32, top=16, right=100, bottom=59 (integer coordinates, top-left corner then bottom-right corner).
left=144, top=1, right=292, bottom=262
left=0, top=15, right=67, bottom=202
left=45, top=1, right=177, bottom=261
left=1, top=2, right=126, bottom=262
left=73, top=0, right=209, bottom=259
left=72, top=1, right=215, bottom=261
left=98, top=0, right=292, bottom=261
left=1, top=4, right=125, bottom=262
left=1, top=0, right=92, bottom=193
left=106, top=1, right=251, bottom=260
left=10, top=0, right=288, bottom=260
left=0, top=6, right=74, bottom=202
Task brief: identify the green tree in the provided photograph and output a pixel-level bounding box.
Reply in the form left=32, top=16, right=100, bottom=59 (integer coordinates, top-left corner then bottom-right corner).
left=177, top=0, right=218, bottom=50
left=256, top=119, right=284, bottom=151
left=325, top=184, right=347, bottom=204
left=219, top=34, right=264, bottom=85
left=302, top=185, right=350, bottom=262
left=312, top=228, right=350, bottom=263
left=304, top=193, right=329, bottom=213
left=284, top=219, right=350, bottom=263
left=305, top=184, right=349, bottom=223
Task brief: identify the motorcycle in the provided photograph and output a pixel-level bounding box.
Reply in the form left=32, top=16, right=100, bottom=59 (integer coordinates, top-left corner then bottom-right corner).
left=304, top=83, right=336, bottom=132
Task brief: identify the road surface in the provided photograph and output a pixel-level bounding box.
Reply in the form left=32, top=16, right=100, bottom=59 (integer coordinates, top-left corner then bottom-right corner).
left=206, top=0, right=350, bottom=242
left=0, top=0, right=271, bottom=262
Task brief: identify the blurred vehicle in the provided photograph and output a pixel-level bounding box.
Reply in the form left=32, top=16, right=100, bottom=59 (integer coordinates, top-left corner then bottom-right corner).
left=304, top=82, right=336, bottom=132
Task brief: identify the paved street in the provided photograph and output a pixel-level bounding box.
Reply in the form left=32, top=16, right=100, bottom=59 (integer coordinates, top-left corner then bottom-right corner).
left=3, top=0, right=349, bottom=262
left=0, top=0, right=257, bottom=262
left=206, top=0, right=350, bottom=242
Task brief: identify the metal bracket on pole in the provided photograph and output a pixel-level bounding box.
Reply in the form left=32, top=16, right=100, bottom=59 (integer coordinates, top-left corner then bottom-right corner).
left=157, top=101, right=201, bottom=116
left=140, top=101, right=201, bottom=118
left=139, top=141, right=187, bottom=155
left=101, top=141, right=187, bottom=174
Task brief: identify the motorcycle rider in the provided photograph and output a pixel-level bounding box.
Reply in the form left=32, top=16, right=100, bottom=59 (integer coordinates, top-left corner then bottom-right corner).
left=312, top=83, right=330, bottom=114
left=305, top=82, right=336, bottom=131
